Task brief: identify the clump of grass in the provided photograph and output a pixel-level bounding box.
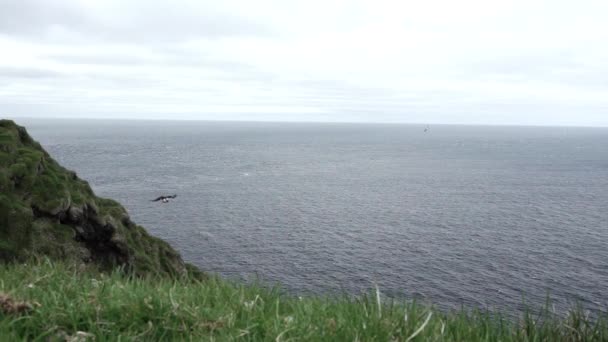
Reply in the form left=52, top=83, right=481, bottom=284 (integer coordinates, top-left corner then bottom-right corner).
left=1, top=259, right=606, bottom=341
left=0, top=293, right=34, bottom=315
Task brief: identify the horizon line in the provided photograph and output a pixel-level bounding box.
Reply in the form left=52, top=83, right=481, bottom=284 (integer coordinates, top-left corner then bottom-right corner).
left=3, top=115, right=608, bottom=129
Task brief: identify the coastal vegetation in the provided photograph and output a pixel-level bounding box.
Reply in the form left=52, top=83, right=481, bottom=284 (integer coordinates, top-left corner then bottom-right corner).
left=0, top=119, right=199, bottom=278
left=1, top=119, right=606, bottom=340
left=1, top=259, right=607, bottom=341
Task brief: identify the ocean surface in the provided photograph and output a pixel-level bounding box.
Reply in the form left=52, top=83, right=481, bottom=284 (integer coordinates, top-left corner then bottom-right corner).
left=20, top=119, right=608, bottom=315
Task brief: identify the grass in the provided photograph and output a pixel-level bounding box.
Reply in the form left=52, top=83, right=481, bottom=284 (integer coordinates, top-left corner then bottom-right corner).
left=1, top=260, right=606, bottom=341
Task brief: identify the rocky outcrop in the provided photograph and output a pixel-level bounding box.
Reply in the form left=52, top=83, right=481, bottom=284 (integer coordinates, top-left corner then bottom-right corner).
left=0, top=119, right=200, bottom=278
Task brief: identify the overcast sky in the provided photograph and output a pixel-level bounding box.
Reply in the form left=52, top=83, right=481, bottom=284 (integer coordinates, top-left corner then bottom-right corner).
left=1, top=0, right=607, bottom=126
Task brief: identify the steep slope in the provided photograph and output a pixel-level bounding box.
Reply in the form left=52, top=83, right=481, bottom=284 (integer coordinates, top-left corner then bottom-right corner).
left=0, top=119, right=199, bottom=277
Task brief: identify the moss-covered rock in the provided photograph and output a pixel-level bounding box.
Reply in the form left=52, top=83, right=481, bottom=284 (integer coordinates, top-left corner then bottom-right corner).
left=0, top=119, right=200, bottom=278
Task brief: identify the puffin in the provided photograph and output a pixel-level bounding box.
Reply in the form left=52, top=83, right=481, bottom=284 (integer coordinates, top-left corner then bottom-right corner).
left=151, top=194, right=177, bottom=203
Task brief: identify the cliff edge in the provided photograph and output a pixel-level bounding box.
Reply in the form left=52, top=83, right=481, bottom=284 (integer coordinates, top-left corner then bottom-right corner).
left=0, top=119, right=199, bottom=277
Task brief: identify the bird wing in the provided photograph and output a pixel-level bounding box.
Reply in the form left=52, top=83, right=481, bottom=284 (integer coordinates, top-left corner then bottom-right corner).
left=151, top=196, right=165, bottom=202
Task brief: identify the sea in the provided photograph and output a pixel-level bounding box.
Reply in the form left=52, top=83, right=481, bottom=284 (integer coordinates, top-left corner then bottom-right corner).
left=19, top=118, right=608, bottom=316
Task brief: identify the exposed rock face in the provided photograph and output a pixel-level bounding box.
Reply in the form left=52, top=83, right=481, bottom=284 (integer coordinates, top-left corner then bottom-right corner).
left=0, top=119, right=200, bottom=278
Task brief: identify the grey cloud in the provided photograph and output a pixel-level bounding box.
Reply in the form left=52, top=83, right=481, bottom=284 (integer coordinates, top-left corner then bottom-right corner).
left=467, top=53, right=608, bottom=89
left=472, top=53, right=580, bottom=74
left=43, top=54, right=145, bottom=66
left=111, top=3, right=273, bottom=41
left=288, top=79, right=392, bottom=96
left=155, top=47, right=268, bottom=73
left=0, top=0, right=88, bottom=36
left=290, top=81, right=438, bottom=105
left=45, top=50, right=258, bottom=69
left=0, top=0, right=273, bottom=43
left=0, top=66, right=63, bottom=79
left=43, top=48, right=275, bottom=82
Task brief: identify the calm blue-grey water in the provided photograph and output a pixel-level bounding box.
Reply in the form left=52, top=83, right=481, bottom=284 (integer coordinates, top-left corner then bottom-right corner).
left=19, top=118, right=608, bottom=315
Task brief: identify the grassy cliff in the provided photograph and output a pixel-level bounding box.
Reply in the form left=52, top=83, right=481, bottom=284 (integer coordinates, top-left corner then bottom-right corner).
left=1, top=260, right=607, bottom=341
left=0, top=119, right=199, bottom=278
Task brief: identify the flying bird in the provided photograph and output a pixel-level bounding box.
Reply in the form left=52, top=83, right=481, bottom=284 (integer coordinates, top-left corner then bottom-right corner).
left=151, top=194, right=177, bottom=203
